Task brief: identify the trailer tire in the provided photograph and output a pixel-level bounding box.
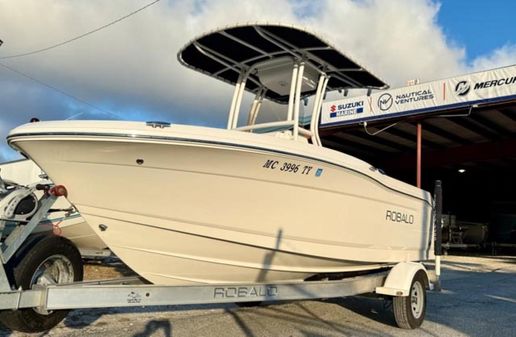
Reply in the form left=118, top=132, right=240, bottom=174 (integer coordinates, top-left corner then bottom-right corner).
left=0, top=235, right=83, bottom=333
left=392, top=270, right=427, bottom=329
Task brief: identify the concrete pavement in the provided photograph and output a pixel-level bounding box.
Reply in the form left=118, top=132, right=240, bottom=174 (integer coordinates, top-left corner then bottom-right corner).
left=1, top=255, right=515, bottom=337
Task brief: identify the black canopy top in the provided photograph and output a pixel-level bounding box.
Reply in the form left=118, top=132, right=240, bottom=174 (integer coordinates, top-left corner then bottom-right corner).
left=178, top=23, right=388, bottom=104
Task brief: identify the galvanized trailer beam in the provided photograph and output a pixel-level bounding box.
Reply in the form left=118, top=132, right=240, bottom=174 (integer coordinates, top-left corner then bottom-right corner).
left=0, top=272, right=387, bottom=311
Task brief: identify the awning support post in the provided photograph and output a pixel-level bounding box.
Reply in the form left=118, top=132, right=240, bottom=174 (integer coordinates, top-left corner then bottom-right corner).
left=417, top=123, right=422, bottom=188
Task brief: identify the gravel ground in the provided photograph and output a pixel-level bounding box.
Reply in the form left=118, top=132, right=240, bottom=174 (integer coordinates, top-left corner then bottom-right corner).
left=1, top=255, right=515, bottom=337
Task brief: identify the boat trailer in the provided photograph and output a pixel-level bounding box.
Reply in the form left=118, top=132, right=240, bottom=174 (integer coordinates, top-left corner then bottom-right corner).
left=0, top=182, right=443, bottom=332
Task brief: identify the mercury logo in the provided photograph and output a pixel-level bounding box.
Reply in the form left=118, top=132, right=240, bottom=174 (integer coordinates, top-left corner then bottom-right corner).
left=455, top=80, right=471, bottom=96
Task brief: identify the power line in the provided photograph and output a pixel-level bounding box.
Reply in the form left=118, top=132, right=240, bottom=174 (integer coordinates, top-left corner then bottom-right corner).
left=0, top=0, right=160, bottom=60
left=0, top=1, right=161, bottom=118
left=0, top=61, right=120, bottom=119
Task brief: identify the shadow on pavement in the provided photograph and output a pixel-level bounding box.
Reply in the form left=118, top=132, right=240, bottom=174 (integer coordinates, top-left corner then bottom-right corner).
left=230, top=299, right=397, bottom=337
left=331, top=296, right=396, bottom=327
left=133, top=319, right=171, bottom=337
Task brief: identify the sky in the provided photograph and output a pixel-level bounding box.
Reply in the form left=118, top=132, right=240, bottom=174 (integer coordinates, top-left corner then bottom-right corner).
left=0, top=0, right=515, bottom=161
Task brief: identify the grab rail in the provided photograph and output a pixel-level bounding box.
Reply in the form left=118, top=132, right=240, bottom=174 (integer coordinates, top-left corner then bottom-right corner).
left=235, top=120, right=312, bottom=139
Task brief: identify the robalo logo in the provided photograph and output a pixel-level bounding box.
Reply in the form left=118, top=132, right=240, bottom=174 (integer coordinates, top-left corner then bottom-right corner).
left=455, top=80, right=471, bottom=96
left=377, top=93, right=393, bottom=111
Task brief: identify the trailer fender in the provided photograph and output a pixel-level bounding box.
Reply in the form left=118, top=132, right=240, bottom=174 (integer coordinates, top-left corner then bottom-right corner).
left=375, top=262, right=428, bottom=297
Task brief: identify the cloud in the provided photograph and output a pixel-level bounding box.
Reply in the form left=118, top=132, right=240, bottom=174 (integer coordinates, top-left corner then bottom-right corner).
left=0, top=0, right=515, bottom=162
left=469, top=44, right=516, bottom=72
left=305, top=0, right=467, bottom=85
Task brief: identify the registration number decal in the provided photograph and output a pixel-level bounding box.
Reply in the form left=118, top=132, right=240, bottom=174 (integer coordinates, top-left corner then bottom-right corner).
left=262, top=159, right=323, bottom=176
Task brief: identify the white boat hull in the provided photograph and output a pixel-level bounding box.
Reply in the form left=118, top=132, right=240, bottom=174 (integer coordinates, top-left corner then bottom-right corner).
left=8, top=121, right=434, bottom=285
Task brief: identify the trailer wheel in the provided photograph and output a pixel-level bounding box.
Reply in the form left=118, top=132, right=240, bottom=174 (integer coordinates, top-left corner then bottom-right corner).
left=0, top=235, right=83, bottom=332
left=392, top=270, right=427, bottom=329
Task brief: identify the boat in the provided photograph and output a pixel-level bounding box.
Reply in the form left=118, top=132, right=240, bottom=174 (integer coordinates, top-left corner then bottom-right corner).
left=0, top=159, right=107, bottom=251
left=6, top=24, right=434, bottom=286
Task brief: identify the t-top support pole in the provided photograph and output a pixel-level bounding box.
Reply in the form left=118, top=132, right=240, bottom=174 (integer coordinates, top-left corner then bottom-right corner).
left=227, top=69, right=249, bottom=130
left=247, top=89, right=265, bottom=128
left=292, top=62, right=305, bottom=141
left=310, top=73, right=328, bottom=146
left=286, top=63, right=299, bottom=123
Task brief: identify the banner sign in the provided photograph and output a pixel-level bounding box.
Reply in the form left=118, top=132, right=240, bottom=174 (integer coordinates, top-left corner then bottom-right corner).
left=321, top=65, right=516, bottom=126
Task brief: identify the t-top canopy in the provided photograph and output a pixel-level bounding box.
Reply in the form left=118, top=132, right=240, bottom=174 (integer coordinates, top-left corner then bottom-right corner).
left=178, top=23, right=388, bottom=104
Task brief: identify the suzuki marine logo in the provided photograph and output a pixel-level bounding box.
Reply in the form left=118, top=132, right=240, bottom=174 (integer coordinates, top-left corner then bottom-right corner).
left=377, top=93, right=393, bottom=111
left=330, top=104, right=337, bottom=112
left=455, top=80, right=471, bottom=96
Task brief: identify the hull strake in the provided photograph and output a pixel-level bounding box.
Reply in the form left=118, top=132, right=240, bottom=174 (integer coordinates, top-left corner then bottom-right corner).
left=8, top=127, right=434, bottom=285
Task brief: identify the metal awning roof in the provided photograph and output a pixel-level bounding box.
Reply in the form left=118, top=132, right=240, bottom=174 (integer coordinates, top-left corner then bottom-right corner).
left=177, top=23, right=388, bottom=104
left=320, top=100, right=516, bottom=173
left=318, top=63, right=516, bottom=176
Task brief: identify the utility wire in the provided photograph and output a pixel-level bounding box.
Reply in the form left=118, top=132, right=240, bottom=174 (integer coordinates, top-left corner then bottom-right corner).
left=0, top=0, right=160, bottom=60
left=0, top=1, right=161, bottom=118
left=361, top=121, right=399, bottom=136
left=0, top=61, right=120, bottom=119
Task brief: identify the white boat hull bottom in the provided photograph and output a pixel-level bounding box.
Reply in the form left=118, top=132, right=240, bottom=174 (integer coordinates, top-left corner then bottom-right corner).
left=85, top=213, right=387, bottom=285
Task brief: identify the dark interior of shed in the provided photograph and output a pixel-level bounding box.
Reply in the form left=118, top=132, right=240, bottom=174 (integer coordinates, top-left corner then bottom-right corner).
left=320, top=103, right=516, bottom=249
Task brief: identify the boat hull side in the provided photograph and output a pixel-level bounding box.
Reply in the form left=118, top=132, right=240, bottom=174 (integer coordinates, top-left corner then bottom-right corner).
left=9, top=134, right=434, bottom=284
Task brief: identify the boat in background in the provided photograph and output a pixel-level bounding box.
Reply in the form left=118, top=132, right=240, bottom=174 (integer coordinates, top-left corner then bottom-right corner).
left=0, top=159, right=107, bottom=252
left=7, top=24, right=434, bottom=285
